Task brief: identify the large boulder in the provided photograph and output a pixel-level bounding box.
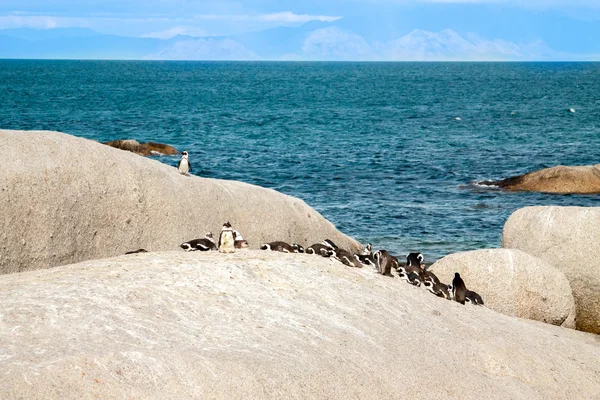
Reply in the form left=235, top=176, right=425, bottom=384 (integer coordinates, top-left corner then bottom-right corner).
left=430, top=249, right=576, bottom=328
left=503, top=206, right=600, bottom=334
left=482, top=164, right=600, bottom=194
left=1, top=251, right=599, bottom=399
left=0, top=130, right=360, bottom=275
left=103, top=139, right=179, bottom=156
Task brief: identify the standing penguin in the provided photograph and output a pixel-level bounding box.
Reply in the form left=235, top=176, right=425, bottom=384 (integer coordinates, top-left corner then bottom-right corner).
left=218, top=222, right=236, bottom=253
left=451, top=272, right=468, bottom=305
left=178, top=151, right=192, bottom=175
left=373, top=250, right=395, bottom=277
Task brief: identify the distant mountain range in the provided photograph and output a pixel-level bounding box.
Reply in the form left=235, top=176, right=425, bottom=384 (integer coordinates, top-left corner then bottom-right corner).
left=0, top=23, right=593, bottom=61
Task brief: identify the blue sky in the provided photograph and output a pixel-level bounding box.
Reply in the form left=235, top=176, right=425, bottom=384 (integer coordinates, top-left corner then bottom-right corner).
left=1, top=1, right=599, bottom=60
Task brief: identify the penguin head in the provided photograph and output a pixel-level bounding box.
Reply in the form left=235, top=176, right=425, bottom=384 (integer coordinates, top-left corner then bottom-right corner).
left=222, top=221, right=232, bottom=229
left=322, top=239, right=338, bottom=250
left=360, top=243, right=373, bottom=256
left=182, top=151, right=188, bottom=156
left=373, top=250, right=382, bottom=263
left=292, top=244, right=305, bottom=253
left=205, top=232, right=213, bottom=239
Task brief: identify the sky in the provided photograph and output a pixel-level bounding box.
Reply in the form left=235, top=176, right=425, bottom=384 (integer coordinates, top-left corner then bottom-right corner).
left=1, top=0, right=599, bottom=60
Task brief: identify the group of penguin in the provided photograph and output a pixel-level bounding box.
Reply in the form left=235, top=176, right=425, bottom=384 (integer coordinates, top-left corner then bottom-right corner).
left=180, top=222, right=248, bottom=253
left=178, top=222, right=484, bottom=306
left=262, top=238, right=483, bottom=305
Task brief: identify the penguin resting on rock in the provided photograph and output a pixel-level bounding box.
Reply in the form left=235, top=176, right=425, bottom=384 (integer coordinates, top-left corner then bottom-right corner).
left=181, top=232, right=217, bottom=251
left=306, top=243, right=333, bottom=257
left=260, top=241, right=304, bottom=253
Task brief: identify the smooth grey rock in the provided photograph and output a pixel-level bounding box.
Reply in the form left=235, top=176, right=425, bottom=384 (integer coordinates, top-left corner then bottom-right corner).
left=0, top=130, right=360, bottom=275
left=503, top=206, right=600, bottom=334
left=431, top=249, right=576, bottom=328
left=1, top=251, right=599, bottom=399
left=482, top=164, right=600, bottom=194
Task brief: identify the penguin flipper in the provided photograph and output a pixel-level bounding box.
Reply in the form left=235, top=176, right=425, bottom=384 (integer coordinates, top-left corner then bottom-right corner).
left=188, top=160, right=192, bottom=172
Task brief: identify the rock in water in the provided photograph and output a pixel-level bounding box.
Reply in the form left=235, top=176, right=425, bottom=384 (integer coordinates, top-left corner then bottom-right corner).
left=1, top=251, right=599, bottom=399
left=0, top=130, right=360, bottom=274
left=431, top=249, right=576, bottom=328
left=103, top=139, right=179, bottom=156
left=503, top=206, right=600, bottom=334
left=481, top=164, right=600, bottom=194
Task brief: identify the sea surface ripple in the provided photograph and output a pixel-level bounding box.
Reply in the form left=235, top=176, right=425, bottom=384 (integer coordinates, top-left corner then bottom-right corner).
left=1, top=60, right=599, bottom=261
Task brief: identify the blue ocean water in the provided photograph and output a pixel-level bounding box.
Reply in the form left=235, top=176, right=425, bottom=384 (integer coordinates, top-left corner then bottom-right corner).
left=1, top=60, right=599, bottom=261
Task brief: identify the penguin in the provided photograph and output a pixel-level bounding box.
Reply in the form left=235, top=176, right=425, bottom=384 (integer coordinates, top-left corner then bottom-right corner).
left=260, top=241, right=303, bottom=253
left=373, top=250, right=395, bottom=277
left=406, top=252, right=424, bottom=267
left=218, top=222, right=236, bottom=253
left=125, top=249, right=148, bottom=255
left=423, top=278, right=450, bottom=299
left=465, top=290, right=484, bottom=305
left=322, top=239, right=338, bottom=250
left=306, top=243, right=333, bottom=257
left=359, top=243, right=373, bottom=256
left=398, top=270, right=422, bottom=286
left=181, top=232, right=217, bottom=252
left=330, top=248, right=363, bottom=268
left=357, top=243, right=376, bottom=266
left=451, top=272, right=468, bottom=305
left=233, top=230, right=249, bottom=249
left=421, top=267, right=440, bottom=285
left=178, top=151, right=192, bottom=175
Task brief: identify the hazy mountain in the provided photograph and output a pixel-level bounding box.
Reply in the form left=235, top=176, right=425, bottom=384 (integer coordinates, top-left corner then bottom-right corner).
left=0, top=25, right=589, bottom=61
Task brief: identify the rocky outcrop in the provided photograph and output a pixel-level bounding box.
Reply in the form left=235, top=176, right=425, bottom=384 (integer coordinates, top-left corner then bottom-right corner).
left=481, top=164, right=600, bottom=194
left=503, top=206, right=600, bottom=334
left=103, top=139, right=179, bottom=156
left=430, top=249, right=576, bottom=328
left=0, top=130, right=360, bottom=275
left=1, top=251, right=599, bottom=399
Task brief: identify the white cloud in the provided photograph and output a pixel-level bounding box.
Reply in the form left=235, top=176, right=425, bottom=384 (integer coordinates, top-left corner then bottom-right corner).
left=145, top=38, right=258, bottom=60
left=257, top=12, right=341, bottom=23
left=189, top=12, right=341, bottom=23
left=0, top=15, right=59, bottom=29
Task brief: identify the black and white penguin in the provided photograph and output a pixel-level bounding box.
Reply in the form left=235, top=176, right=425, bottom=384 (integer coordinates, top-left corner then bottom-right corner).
left=406, top=252, right=424, bottom=267
left=421, top=268, right=440, bottom=285
left=465, top=290, right=484, bottom=305
left=178, top=151, right=192, bottom=175
left=233, top=230, right=249, bottom=249
left=331, top=248, right=363, bottom=268
left=373, top=250, right=395, bottom=277
left=181, top=232, right=217, bottom=252
left=306, top=243, right=333, bottom=257
left=260, top=241, right=304, bottom=253
left=218, top=222, right=236, bottom=253
left=423, top=278, right=450, bottom=299
left=451, top=272, right=468, bottom=305
left=357, top=243, right=376, bottom=266
left=322, top=239, right=338, bottom=250
left=398, top=270, right=422, bottom=286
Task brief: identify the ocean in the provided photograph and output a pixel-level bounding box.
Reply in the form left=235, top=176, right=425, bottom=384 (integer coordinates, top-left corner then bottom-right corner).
left=1, top=60, right=599, bottom=261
